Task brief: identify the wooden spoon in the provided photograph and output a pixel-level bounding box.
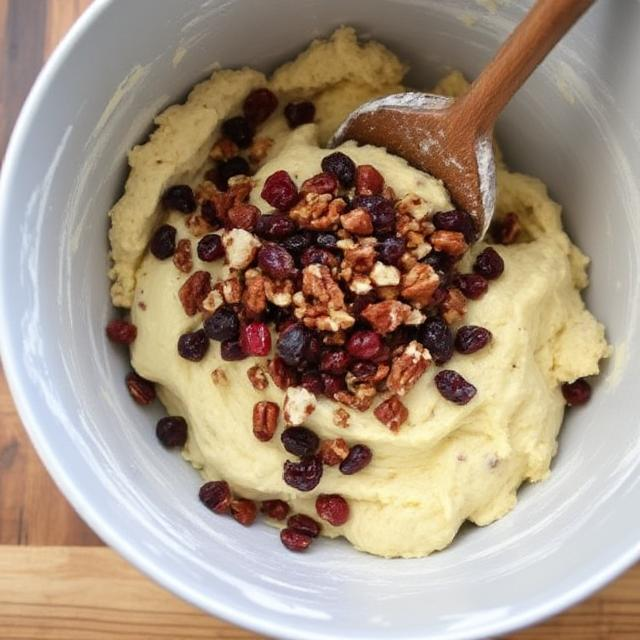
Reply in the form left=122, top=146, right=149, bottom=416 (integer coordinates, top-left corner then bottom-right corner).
left=331, top=0, right=594, bottom=238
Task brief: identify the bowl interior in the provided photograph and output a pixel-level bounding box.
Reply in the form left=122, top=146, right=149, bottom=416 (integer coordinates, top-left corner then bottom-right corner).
left=2, top=1, right=640, bottom=639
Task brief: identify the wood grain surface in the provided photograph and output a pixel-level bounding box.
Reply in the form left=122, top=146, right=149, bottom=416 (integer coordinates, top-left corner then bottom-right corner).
left=0, top=1, right=638, bottom=638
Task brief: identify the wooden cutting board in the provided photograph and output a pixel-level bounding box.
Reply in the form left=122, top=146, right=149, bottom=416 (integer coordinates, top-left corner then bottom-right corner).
left=0, top=1, right=637, bottom=638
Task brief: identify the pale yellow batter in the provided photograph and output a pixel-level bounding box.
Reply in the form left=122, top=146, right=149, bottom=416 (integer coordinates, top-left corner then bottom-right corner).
left=108, top=27, right=609, bottom=557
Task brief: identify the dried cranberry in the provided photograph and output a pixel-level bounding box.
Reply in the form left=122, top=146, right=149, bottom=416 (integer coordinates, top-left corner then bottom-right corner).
left=321, top=152, right=356, bottom=187
left=222, top=115, right=254, bottom=148
left=261, top=170, right=298, bottom=210
left=240, top=322, right=271, bottom=356
left=243, top=87, right=278, bottom=125
left=203, top=306, right=240, bottom=341
left=561, top=378, right=592, bottom=406
left=346, top=330, right=382, bottom=360
left=316, top=232, right=338, bottom=251
left=320, top=373, right=346, bottom=398
left=220, top=339, right=247, bottom=361
left=339, top=444, right=372, bottom=475
left=156, top=416, right=188, bottom=448
left=417, top=316, right=454, bottom=365
left=316, top=494, right=349, bottom=526
left=178, top=329, right=209, bottom=361
left=106, top=319, right=137, bottom=345
left=281, top=426, right=320, bottom=457
left=258, top=244, right=296, bottom=279
left=218, top=156, right=251, bottom=189
left=300, top=246, right=337, bottom=268
left=473, top=247, right=504, bottom=280
left=126, top=372, right=156, bottom=405
left=301, top=370, right=324, bottom=395
left=277, top=323, right=309, bottom=366
left=282, top=233, right=312, bottom=256
left=197, top=233, right=224, bottom=261
left=280, top=527, right=313, bottom=552
left=199, top=480, right=231, bottom=514
left=434, top=370, right=477, bottom=405
left=230, top=498, right=258, bottom=526
left=433, top=209, right=477, bottom=243
left=372, top=344, right=392, bottom=365
left=200, top=201, right=222, bottom=228
left=423, top=250, right=456, bottom=279
left=358, top=197, right=395, bottom=235
left=150, top=224, right=177, bottom=259
left=162, top=185, right=196, bottom=213
left=377, top=236, right=406, bottom=266
left=261, top=499, right=290, bottom=521
left=304, top=332, right=322, bottom=363
left=283, top=455, right=323, bottom=491
left=301, top=172, right=338, bottom=196
left=287, top=514, right=321, bottom=537
left=255, top=213, right=296, bottom=240
left=320, top=349, right=350, bottom=375
left=456, top=273, right=489, bottom=299
left=355, top=165, right=384, bottom=196
left=284, top=101, right=315, bottom=128
left=349, top=360, right=377, bottom=380
left=455, top=326, right=492, bottom=354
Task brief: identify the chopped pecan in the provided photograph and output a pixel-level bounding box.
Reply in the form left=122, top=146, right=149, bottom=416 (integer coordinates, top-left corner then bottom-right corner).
left=283, top=386, right=317, bottom=426
left=247, top=136, right=273, bottom=165
left=210, top=137, right=239, bottom=161
left=442, top=288, right=467, bottom=324
left=309, top=311, right=355, bottom=332
left=401, top=263, right=440, bottom=307
left=197, top=182, right=235, bottom=220
left=430, top=230, right=468, bottom=256
left=334, top=384, right=376, bottom=412
left=494, top=211, right=521, bottom=244
left=340, top=244, right=376, bottom=281
left=264, top=276, right=294, bottom=307
left=242, top=272, right=267, bottom=317
left=302, top=264, right=345, bottom=310
left=340, top=209, right=373, bottom=235
left=222, top=228, right=261, bottom=269
left=227, top=176, right=255, bottom=204
left=323, top=330, right=346, bottom=345
left=361, top=300, right=412, bottom=334
left=320, top=437, right=350, bottom=464
left=373, top=395, right=408, bottom=432
left=247, top=364, right=268, bottom=390
left=173, top=238, right=193, bottom=273
left=219, top=276, right=243, bottom=304
left=178, top=270, right=212, bottom=316
left=289, top=193, right=344, bottom=231
left=211, top=368, right=228, bottom=386
left=387, top=340, right=432, bottom=396
left=348, top=275, right=372, bottom=295
left=370, top=261, right=400, bottom=287
left=185, top=214, right=214, bottom=237
left=267, top=357, right=298, bottom=390
left=126, top=372, right=156, bottom=405
left=382, top=185, right=396, bottom=201
left=227, top=203, right=259, bottom=231
left=396, top=193, right=431, bottom=220
left=399, top=252, right=419, bottom=272
left=376, top=285, right=401, bottom=301
left=253, top=401, right=279, bottom=442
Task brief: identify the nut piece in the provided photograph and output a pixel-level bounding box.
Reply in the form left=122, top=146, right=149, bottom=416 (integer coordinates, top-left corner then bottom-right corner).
left=396, top=193, right=431, bottom=220
left=173, top=238, right=193, bottom=273
left=253, top=401, right=279, bottom=442
left=289, top=193, right=343, bottom=231
left=320, top=437, right=350, bottom=464
left=222, top=228, right=261, bottom=269
left=401, top=263, right=440, bottom=307
left=185, top=214, right=214, bottom=237
left=248, top=136, right=274, bottom=164
left=227, top=203, right=260, bottom=231
left=247, top=364, right=269, bottom=391
left=340, top=209, right=374, bottom=235
left=370, top=261, right=401, bottom=287
left=211, top=368, right=228, bottom=386
left=178, top=270, right=212, bottom=316
left=430, top=230, right=468, bottom=256
left=210, top=137, right=239, bottom=161
left=374, top=394, right=409, bottom=432
left=361, top=300, right=412, bottom=334
left=283, top=386, right=317, bottom=426
left=387, top=340, right=432, bottom=396
left=340, top=244, right=376, bottom=282
left=442, top=288, right=467, bottom=324
left=334, top=384, right=376, bottom=412
left=242, top=272, right=267, bottom=317
left=264, top=276, right=294, bottom=307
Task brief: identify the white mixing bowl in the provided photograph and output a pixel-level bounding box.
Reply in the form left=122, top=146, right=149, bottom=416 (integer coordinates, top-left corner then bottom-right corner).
left=1, top=1, right=640, bottom=638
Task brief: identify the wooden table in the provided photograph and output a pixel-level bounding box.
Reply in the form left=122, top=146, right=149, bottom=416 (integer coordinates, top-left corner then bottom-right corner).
left=0, top=1, right=638, bottom=638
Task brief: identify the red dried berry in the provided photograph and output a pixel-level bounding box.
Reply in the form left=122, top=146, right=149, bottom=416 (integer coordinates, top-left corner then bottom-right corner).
left=106, top=319, right=137, bottom=345
left=455, top=326, right=492, bottom=354
left=300, top=172, right=338, bottom=196
left=456, top=273, right=489, bottom=300
left=230, top=498, right=257, bottom=526
left=339, top=444, right=372, bottom=475
left=355, top=165, right=384, bottom=196
left=280, top=527, right=313, bottom=552
left=320, top=349, right=350, bottom=375
left=261, top=170, right=299, bottom=210
left=255, top=213, right=296, bottom=240
left=434, top=370, right=477, bottom=405
left=156, top=416, right=188, bottom=448
left=258, top=244, right=296, bottom=279
left=243, top=87, right=278, bottom=125
left=301, top=370, right=324, bottom=395
left=315, top=494, right=349, bottom=526
left=240, top=322, right=271, bottom=357
left=346, top=330, right=382, bottom=360
left=561, top=378, right=592, bottom=406
left=150, top=224, right=177, bottom=259
left=287, top=514, right=321, bottom=537
left=284, top=101, right=315, bottom=128
left=126, top=371, right=156, bottom=405
left=261, top=499, right=290, bottom=521
left=199, top=480, right=231, bottom=514
left=283, top=456, right=323, bottom=492
left=473, top=247, right=504, bottom=280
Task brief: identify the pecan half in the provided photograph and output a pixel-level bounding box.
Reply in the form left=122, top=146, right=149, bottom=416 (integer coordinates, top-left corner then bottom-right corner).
left=373, top=394, right=408, bottom=432
left=361, top=300, right=412, bottom=334
left=173, top=238, right=193, bottom=273
left=387, top=340, right=432, bottom=396
left=320, top=437, right=350, bottom=464
left=430, top=230, right=468, bottom=256
left=253, top=401, right=279, bottom=442
left=247, top=364, right=269, bottom=390
left=126, top=372, right=156, bottom=405
left=401, top=263, right=440, bottom=307
left=178, top=270, right=212, bottom=316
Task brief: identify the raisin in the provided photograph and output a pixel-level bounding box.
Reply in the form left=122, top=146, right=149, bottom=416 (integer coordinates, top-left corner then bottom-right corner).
left=106, top=319, right=137, bottom=345
left=434, top=370, right=477, bottom=405
left=283, top=456, right=323, bottom=491
left=177, top=329, right=209, bottom=361
left=417, top=316, right=453, bottom=365
left=199, top=480, right=231, bottom=514
left=284, top=101, right=315, bottom=128
left=321, top=152, right=356, bottom=187
left=281, top=427, right=320, bottom=458
left=433, top=209, right=477, bottom=243
left=150, top=224, right=177, bottom=259
left=197, top=234, right=225, bottom=261
left=156, top=416, right=188, bottom=448
left=261, top=170, right=298, bottom=210
left=162, top=185, right=196, bottom=213
left=243, top=88, right=278, bottom=125
left=473, top=247, right=504, bottom=280
left=455, top=326, right=492, bottom=354
left=203, top=306, right=240, bottom=342
left=222, top=115, right=254, bottom=148
left=339, top=444, right=372, bottom=475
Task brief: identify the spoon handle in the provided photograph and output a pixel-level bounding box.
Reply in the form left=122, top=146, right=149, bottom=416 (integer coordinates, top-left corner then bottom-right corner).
left=450, top=0, right=594, bottom=135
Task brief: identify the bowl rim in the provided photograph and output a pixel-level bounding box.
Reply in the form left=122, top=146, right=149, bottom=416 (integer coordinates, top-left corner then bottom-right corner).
left=1, top=1, right=640, bottom=638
